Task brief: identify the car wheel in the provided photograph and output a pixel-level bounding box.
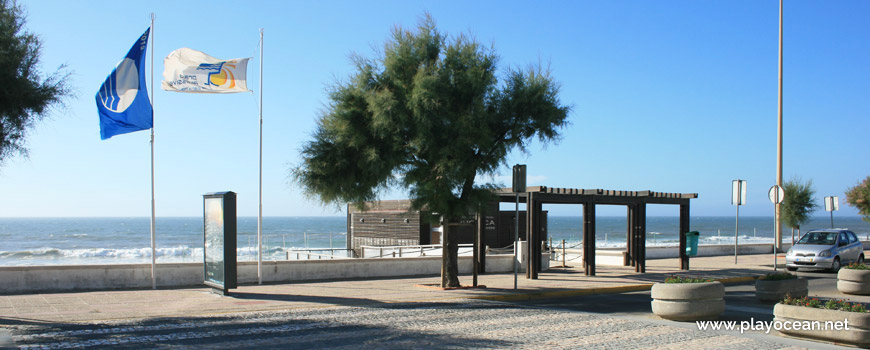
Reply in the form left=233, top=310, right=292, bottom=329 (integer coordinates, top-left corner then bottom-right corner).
left=786, top=266, right=798, bottom=272
left=859, top=255, right=865, bottom=265
left=831, top=257, right=841, bottom=272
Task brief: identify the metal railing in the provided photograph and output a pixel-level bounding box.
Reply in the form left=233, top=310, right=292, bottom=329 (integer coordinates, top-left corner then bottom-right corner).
left=285, top=248, right=357, bottom=260
left=359, top=243, right=474, bottom=258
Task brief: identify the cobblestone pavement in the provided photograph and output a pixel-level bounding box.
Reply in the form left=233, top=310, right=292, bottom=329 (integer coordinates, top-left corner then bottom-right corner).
left=3, top=299, right=813, bottom=350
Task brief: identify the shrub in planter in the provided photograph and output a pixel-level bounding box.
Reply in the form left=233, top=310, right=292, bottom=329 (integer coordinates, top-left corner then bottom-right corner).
left=651, top=276, right=724, bottom=321
left=755, top=272, right=807, bottom=302
left=774, top=296, right=870, bottom=346
left=838, top=263, right=870, bottom=295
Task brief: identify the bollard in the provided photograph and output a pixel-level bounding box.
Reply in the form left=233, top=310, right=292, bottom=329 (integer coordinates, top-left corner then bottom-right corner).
left=562, top=239, right=566, bottom=268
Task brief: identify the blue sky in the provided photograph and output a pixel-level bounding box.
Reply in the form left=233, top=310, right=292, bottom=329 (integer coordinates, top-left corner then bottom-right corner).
left=1, top=0, right=867, bottom=218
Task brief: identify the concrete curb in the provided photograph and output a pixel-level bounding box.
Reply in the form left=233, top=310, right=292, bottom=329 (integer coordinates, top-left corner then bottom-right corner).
left=467, top=275, right=761, bottom=302
left=469, top=284, right=654, bottom=302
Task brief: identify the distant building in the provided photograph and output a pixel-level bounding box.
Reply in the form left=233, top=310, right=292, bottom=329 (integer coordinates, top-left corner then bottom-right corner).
left=346, top=199, right=547, bottom=257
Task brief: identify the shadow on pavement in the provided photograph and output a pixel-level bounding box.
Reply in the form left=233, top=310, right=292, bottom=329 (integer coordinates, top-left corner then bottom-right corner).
left=229, top=291, right=388, bottom=307
left=3, top=305, right=516, bottom=350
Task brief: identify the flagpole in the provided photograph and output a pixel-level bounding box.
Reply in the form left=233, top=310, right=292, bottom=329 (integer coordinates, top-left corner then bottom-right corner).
left=257, top=28, right=264, bottom=285
left=149, top=13, right=157, bottom=290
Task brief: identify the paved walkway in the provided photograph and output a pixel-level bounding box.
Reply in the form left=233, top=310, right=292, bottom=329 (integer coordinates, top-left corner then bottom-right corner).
left=0, top=255, right=779, bottom=324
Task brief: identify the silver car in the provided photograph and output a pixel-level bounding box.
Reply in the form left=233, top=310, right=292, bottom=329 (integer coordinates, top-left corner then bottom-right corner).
left=785, top=229, right=864, bottom=272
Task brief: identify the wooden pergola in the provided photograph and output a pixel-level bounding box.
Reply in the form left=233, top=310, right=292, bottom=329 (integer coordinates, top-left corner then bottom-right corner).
left=485, top=186, right=698, bottom=278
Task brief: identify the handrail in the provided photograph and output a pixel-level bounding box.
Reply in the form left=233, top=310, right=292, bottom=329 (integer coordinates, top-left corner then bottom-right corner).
left=359, top=243, right=474, bottom=258
left=285, top=248, right=357, bottom=260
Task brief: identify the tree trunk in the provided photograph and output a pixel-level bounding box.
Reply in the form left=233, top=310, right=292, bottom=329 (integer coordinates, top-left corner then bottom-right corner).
left=441, top=218, right=461, bottom=288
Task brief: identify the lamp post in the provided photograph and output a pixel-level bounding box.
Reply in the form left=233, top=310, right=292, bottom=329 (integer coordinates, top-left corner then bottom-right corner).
left=769, top=185, right=785, bottom=271
left=775, top=0, right=785, bottom=253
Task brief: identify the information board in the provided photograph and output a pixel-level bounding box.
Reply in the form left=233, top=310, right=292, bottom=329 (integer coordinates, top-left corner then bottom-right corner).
left=203, top=191, right=237, bottom=293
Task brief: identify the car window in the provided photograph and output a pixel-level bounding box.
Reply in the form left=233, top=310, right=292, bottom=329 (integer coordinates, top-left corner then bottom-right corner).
left=797, top=232, right=837, bottom=245
left=840, top=233, right=849, bottom=245
left=849, top=232, right=859, bottom=243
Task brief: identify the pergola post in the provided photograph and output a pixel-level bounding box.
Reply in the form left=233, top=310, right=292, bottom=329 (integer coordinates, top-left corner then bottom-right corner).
left=679, top=202, right=690, bottom=270
left=476, top=208, right=487, bottom=274
left=525, top=192, right=537, bottom=279
left=625, top=206, right=634, bottom=267
left=583, top=203, right=596, bottom=276
left=533, top=198, right=543, bottom=276
left=638, top=203, right=647, bottom=273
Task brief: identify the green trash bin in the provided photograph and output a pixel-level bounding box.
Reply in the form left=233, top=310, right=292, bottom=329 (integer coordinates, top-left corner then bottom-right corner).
left=685, top=231, right=700, bottom=257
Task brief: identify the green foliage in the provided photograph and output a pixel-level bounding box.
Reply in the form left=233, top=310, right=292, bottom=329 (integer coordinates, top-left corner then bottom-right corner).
left=782, top=296, right=868, bottom=313
left=780, top=177, right=817, bottom=230
left=663, top=275, right=713, bottom=283
left=759, top=272, right=797, bottom=281
left=292, top=14, right=570, bottom=219
left=844, top=263, right=870, bottom=271
left=292, top=14, right=569, bottom=287
left=0, top=0, right=71, bottom=166
left=846, top=176, right=870, bottom=223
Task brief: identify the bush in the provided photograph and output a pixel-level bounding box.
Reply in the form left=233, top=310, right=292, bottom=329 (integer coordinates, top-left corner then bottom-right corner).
left=664, top=275, right=714, bottom=283
left=781, top=296, right=869, bottom=313
left=759, top=272, right=798, bottom=281
left=844, top=263, right=870, bottom=270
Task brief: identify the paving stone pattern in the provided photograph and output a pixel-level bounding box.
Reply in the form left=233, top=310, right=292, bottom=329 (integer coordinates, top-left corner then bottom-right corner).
left=4, top=300, right=807, bottom=350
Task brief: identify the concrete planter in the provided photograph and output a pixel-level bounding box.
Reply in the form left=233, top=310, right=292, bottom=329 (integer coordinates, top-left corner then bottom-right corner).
left=773, top=303, right=870, bottom=346
left=838, top=269, right=870, bottom=295
left=651, top=281, right=725, bottom=321
left=755, top=277, right=808, bottom=302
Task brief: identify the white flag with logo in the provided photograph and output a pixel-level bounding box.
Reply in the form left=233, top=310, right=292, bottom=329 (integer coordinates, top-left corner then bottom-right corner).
left=162, top=48, right=250, bottom=93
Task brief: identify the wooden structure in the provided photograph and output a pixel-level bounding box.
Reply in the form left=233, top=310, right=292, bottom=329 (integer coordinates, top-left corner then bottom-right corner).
left=490, top=186, right=698, bottom=278
left=347, top=200, right=546, bottom=259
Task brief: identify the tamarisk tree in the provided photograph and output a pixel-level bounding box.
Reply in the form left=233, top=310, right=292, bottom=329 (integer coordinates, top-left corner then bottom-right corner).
left=0, top=0, right=70, bottom=167
left=780, top=177, right=817, bottom=242
left=293, top=15, right=570, bottom=287
left=846, top=176, right=870, bottom=223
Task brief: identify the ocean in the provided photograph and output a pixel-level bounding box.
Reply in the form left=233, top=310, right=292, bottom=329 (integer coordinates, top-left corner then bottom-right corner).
left=1, top=216, right=868, bottom=266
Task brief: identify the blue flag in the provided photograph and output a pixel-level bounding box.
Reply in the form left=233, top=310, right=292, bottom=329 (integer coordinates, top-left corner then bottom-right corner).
left=96, top=28, right=152, bottom=140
